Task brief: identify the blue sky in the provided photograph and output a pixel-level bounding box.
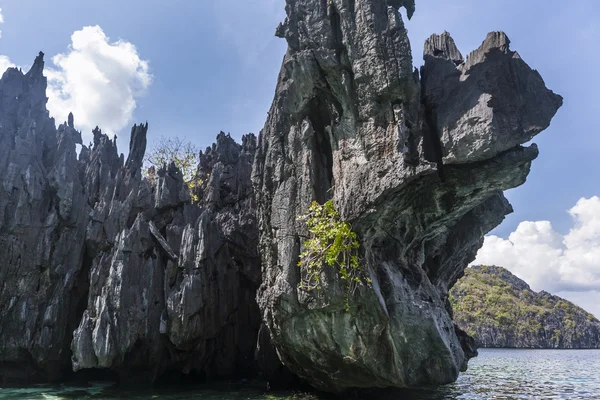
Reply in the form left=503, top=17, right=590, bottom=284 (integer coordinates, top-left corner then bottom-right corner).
left=1, top=0, right=599, bottom=315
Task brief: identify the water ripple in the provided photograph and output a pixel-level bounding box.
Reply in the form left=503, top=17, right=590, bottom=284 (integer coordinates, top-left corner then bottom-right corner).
left=1, top=349, right=599, bottom=399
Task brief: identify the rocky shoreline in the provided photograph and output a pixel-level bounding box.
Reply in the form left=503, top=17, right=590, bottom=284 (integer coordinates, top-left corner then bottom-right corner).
left=0, top=0, right=561, bottom=393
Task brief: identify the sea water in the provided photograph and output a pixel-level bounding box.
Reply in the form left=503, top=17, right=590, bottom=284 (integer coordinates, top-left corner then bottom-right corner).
left=1, top=349, right=599, bottom=399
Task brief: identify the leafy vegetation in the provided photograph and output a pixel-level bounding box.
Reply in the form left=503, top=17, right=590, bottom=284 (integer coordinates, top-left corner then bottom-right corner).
left=297, top=200, right=371, bottom=310
left=144, top=136, right=203, bottom=203
left=450, top=265, right=599, bottom=346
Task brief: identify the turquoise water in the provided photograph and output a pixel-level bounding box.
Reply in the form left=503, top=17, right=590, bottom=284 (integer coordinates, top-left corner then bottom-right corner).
left=1, top=349, right=599, bottom=399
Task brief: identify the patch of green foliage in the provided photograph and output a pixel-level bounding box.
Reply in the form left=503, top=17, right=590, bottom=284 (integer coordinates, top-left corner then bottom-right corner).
left=297, top=200, right=371, bottom=311
left=143, top=136, right=204, bottom=203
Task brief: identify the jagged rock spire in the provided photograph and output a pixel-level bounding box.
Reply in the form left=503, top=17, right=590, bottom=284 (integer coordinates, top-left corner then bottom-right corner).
left=25, top=51, right=45, bottom=78
left=0, top=52, right=270, bottom=384
left=421, top=30, right=562, bottom=164
left=124, top=122, right=148, bottom=174
left=253, top=0, right=562, bottom=393
left=424, top=31, right=464, bottom=65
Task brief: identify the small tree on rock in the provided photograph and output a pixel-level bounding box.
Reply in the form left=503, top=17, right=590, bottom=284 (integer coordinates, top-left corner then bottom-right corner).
left=144, top=136, right=202, bottom=202
left=297, top=200, right=371, bottom=311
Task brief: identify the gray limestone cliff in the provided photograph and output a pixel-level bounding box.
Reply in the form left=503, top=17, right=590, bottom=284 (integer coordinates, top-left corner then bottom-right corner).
left=70, top=130, right=264, bottom=384
left=0, top=0, right=563, bottom=394
left=0, top=52, right=88, bottom=382
left=451, top=266, right=600, bottom=349
left=252, top=0, right=561, bottom=393
left=0, top=53, right=270, bottom=383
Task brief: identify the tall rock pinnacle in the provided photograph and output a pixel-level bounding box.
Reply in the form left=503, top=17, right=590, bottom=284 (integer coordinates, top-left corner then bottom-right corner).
left=253, top=0, right=561, bottom=393
left=26, top=51, right=45, bottom=77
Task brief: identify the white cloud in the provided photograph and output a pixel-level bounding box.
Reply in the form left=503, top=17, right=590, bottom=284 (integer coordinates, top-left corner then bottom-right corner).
left=473, top=196, right=600, bottom=316
left=46, top=25, right=152, bottom=141
left=0, top=7, right=4, bottom=39
left=0, top=55, right=15, bottom=75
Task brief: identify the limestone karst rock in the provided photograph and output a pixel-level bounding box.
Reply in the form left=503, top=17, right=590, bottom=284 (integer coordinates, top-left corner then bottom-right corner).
left=421, top=31, right=562, bottom=164
left=253, top=0, right=561, bottom=393
left=0, top=54, right=270, bottom=383
left=0, top=52, right=88, bottom=382
left=0, top=0, right=562, bottom=393
left=71, top=130, right=264, bottom=383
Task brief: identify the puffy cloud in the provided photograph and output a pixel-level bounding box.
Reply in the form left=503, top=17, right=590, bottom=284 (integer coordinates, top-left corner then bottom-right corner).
left=472, top=196, right=600, bottom=316
left=0, top=55, right=15, bottom=75
left=46, top=26, right=152, bottom=141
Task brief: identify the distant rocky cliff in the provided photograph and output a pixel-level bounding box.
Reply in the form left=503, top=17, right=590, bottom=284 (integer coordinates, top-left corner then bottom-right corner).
left=0, top=0, right=562, bottom=394
left=451, top=266, right=600, bottom=349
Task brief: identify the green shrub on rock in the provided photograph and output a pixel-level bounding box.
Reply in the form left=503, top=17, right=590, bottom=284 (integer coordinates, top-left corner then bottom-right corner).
left=297, top=200, right=371, bottom=310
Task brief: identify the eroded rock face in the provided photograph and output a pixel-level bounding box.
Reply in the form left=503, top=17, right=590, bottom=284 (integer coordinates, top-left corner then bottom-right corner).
left=0, top=54, right=268, bottom=383
left=421, top=31, right=562, bottom=164
left=71, top=131, right=264, bottom=383
left=0, top=53, right=88, bottom=382
left=253, top=0, right=561, bottom=393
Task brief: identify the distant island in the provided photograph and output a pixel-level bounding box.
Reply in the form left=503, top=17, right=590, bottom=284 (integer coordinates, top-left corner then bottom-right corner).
left=451, top=265, right=600, bottom=349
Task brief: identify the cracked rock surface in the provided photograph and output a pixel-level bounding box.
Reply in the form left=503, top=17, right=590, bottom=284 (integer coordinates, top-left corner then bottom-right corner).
left=0, top=54, right=271, bottom=383
left=0, top=0, right=561, bottom=394
left=253, top=0, right=561, bottom=393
